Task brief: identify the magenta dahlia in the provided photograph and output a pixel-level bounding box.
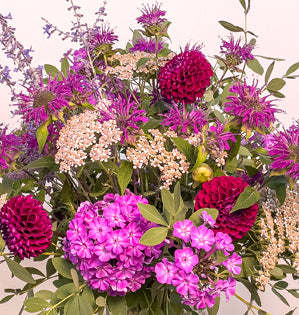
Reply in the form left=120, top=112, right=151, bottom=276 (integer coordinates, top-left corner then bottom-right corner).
left=0, top=195, right=53, bottom=259
left=158, top=46, right=213, bottom=104
left=194, top=176, right=258, bottom=240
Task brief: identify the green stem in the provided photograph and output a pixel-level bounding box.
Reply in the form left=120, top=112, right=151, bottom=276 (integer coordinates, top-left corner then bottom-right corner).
left=234, top=293, right=272, bottom=315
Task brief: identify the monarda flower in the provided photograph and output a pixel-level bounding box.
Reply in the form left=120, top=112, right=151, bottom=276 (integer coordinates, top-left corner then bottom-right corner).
left=136, top=3, right=166, bottom=29
left=267, top=123, right=299, bottom=180
left=225, top=80, right=281, bottom=134
left=0, top=195, right=53, bottom=259
left=15, top=75, right=72, bottom=125
left=130, top=36, right=163, bottom=53
left=194, top=176, right=259, bottom=240
left=158, top=46, right=213, bottom=105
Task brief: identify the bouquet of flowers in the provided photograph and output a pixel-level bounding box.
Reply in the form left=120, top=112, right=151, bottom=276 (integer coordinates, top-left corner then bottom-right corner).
left=0, top=1, right=298, bottom=314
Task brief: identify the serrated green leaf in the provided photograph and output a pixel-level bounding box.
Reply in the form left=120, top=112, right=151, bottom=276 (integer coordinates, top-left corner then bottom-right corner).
left=44, top=64, right=62, bottom=80
left=230, top=186, right=259, bottom=213
left=139, top=227, right=168, bottom=246
left=37, top=121, right=50, bottom=153
left=247, top=58, right=264, bottom=75
left=267, top=78, right=286, bottom=91
left=107, top=295, right=127, bottom=315
left=23, top=297, right=50, bottom=312
left=219, top=20, right=244, bottom=32
left=118, top=161, right=133, bottom=195
left=138, top=203, right=168, bottom=226
left=285, top=62, right=299, bottom=76
left=23, top=156, right=59, bottom=171
left=143, top=118, right=161, bottom=133
left=265, top=61, right=275, bottom=84
left=136, top=57, right=150, bottom=69
left=61, top=58, right=70, bottom=77
left=161, top=188, right=175, bottom=215
left=238, top=146, right=252, bottom=156
left=5, top=257, right=36, bottom=284
left=271, top=287, right=290, bottom=306
left=171, top=137, right=194, bottom=162
left=52, top=257, right=74, bottom=279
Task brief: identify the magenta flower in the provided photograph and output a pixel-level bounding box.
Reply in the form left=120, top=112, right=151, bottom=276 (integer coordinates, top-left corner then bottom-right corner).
left=172, top=271, right=199, bottom=296
left=162, top=104, right=208, bottom=135
left=174, top=247, right=199, bottom=273
left=225, top=80, right=281, bottom=132
left=105, top=230, right=129, bottom=255
left=88, top=217, right=113, bottom=242
left=223, top=252, right=242, bottom=275
left=15, top=75, right=72, bottom=125
left=136, top=3, right=166, bottom=28
left=99, top=96, right=148, bottom=145
left=155, top=259, right=178, bottom=284
left=201, top=210, right=216, bottom=227
left=215, top=277, right=237, bottom=301
left=89, top=24, right=118, bottom=48
left=267, top=123, right=299, bottom=180
left=220, top=35, right=254, bottom=66
left=0, top=195, right=53, bottom=259
left=215, top=232, right=234, bottom=256
left=191, top=225, right=215, bottom=251
left=130, top=36, right=163, bottom=53
left=173, top=219, right=195, bottom=243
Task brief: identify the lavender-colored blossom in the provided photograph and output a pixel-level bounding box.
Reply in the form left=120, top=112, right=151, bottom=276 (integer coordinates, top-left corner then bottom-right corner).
left=191, top=225, right=215, bottom=251
left=130, top=36, right=163, bottom=53
left=225, top=80, right=281, bottom=132
left=223, top=252, right=242, bottom=274
left=99, top=96, right=148, bottom=145
left=267, top=123, right=299, bottom=180
left=173, top=219, right=195, bottom=243
left=220, top=35, right=254, bottom=66
left=43, top=23, right=54, bottom=38
left=15, top=75, right=72, bottom=125
left=136, top=3, right=166, bottom=28
left=175, top=247, right=199, bottom=273
left=162, top=104, right=208, bottom=135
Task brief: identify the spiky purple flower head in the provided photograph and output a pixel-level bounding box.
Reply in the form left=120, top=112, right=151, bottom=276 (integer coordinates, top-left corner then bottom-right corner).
left=136, top=2, right=166, bottom=28
left=220, top=35, right=254, bottom=67
left=89, top=24, right=118, bottom=49
left=267, top=123, right=299, bottom=180
left=15, top=75, right=72, bottom=125
left=99, top=95, right=148, bottom=145
left=130, top=36, right=163, bottom=53
left=162, top=104, right=208, bottom=135
left=0, top=195, right=53, bottom=259
left=225, top=80, right=281, bottom=133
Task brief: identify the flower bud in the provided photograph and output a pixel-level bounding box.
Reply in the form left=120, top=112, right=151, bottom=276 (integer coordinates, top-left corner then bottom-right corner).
left=192, top=163, right=213, bottom=185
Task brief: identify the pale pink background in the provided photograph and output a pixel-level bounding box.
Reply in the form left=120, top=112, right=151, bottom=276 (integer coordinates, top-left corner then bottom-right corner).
left=0, top=0, right=298, bottom=314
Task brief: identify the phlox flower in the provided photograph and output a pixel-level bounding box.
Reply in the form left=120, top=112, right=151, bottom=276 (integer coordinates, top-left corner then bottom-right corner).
left=214, top=232, right=234, bottom=256
left=191, top=225, right=215, bottom=251
left=173, top=219, right=195, bottom=242
left=201, top=210, right=216, bottom=227
left=105, top=230, right=129, bottom=255
left=172, top=271, right=199, bottom=296
left=223, top=252, right=242, bottom=275
left=174, top=247, right=199, bottom=273
left=155, top=258, right=178, bottom=284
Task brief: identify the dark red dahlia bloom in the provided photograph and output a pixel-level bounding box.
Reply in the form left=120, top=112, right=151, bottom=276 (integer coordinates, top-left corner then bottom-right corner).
left=158, top=47, right=213, bottom=104
left=194, top=176, right=258, bottom=240
left=0, top=195, right=53, bottom=259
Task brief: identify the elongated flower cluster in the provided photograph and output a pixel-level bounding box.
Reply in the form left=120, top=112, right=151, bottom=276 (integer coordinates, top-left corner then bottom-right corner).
left=0, top=195, right=53, bottom=259
left=63, top=192, right=164, bottom=295
left=126, top=129, right=190, bottom=189
left=195, top=176, right=259, bottom=240
left=55, top=101, right=122, bottom=172
left=155, top=214, right=241, bottom=309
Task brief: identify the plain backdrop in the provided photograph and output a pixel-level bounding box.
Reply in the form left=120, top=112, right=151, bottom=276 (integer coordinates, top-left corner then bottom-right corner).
left=0, top=0, right=299, bottom=314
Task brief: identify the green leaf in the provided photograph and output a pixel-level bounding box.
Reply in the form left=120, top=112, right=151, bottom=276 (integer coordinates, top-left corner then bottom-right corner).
left=118, top=161, right=133, bottom=195
left=26, top=267, right=45, bottom=277
left=171, top=137, right=194, bottom=162
left=287, top=290, right=299, bottom=298
left=265, top=61, right=275, bottom=84
left=136, top=57, right=150, bottom=69
left=207, top=296, right=220, bottom=315
left=191, top=146, right=208, bottom=172
left=0, top=295, right=14, bottom=304
left=35, top=290, right=55, bottom=301
left=277, top=264, right=297, bottom=274
left=269, top=266, right=284, bottom=279
left=258, top=310, right=267, bottom=315
left=224, top=157, right=238, bottom=173
left=218, top=20, right=244, bottom=32
left=197, top=208, right=219, bottom=221
left=173, top=182, right=182, bottom=213
left=188, top=211, right=202, bottom=227
left=81, top=285, right=95, bottom=306
left=0, top=176, right=13, bottom=195
left=56, top=283, right=77, bottom=299
left=285, top=62, right=299, bottom=76
left=4, top=257, right=36, bottom=284
left=23, top=297, right=50, bottom=312
left=161, top=188, right=175, bottom=215
left=273, top=281, right=288, bottom=290
left=23, top=156, right=59, bottom=171
left=52, top=257, right=74, bottom=279
left=0, top=233, right=5, bottom=252
left=271, top=287, right=290, bottom=306
left=107, top=295, right=127, bottom=315
left=285, top=309, right=297, bottom=315
left=204, top=90, right=214, bottom=102
left=239, top=0, right=246, bottom=10
left=238, top=146, right=252, bottom=156
left=247, top=58, right=264, bottom=75
left=143, top=118, right=161, bottom=133
left=44, top=64, right=62, bottom=80
left=267, top=78, right=286, bottom=91
left=138, top=203, right=168, bottom=226
left=65, top=295, right=93, bottom=315
left=36, top=121, right=50, bottom=153
left=230, top=186, right=259, bottom=213
left=139, top=227, right=168, bottom=246
left=61, top=57, right=70, bottom=77
left=214, top=109, right=225, bottom=123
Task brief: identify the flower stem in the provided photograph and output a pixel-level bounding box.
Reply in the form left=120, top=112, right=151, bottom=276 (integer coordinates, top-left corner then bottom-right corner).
left=234, top=293, right=272, bottom=315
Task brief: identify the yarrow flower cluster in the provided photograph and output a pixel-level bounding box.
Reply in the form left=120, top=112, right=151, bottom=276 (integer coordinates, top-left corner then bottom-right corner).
left=155, top=215, right=241, bottom=309
left=0, top=195, right=53, bottom=259
left=195, top=176, right=259, bottom=240
left=158, top=46, right=213, bottom=104
left=63, top=192, right=164, bottom=295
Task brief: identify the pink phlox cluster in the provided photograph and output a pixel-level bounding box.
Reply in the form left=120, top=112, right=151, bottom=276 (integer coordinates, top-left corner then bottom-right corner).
left=155, top=216, right=241, bottom=309
left=63, top=192, right=164, bottom=296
